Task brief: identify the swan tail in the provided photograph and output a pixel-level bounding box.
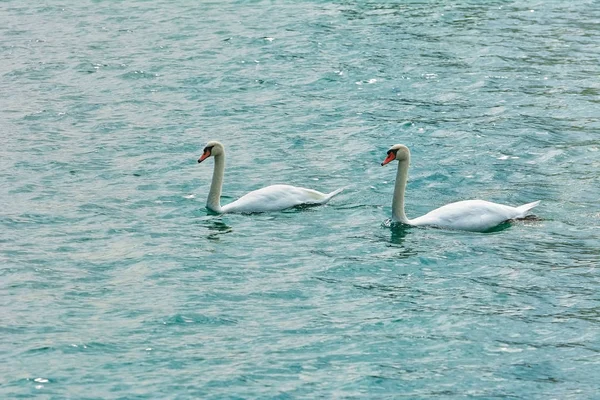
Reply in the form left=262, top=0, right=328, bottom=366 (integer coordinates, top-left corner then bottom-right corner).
left=323, top=187, right=344, bottom=203
left=515, top=200, right=540, bottom=217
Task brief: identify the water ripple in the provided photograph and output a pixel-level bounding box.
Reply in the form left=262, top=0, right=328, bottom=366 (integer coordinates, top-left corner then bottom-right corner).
left=2, top=0, right=600, bottom=398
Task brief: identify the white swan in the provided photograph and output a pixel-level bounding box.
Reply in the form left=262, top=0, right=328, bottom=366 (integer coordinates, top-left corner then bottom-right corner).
left=381, top=144, right=540, bottom=232
left=197, top=141, right=343, bottom=214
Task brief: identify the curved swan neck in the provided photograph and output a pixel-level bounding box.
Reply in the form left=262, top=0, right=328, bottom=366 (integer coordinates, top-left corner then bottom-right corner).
left=392, top=159, right=410, bottom=224
left=207, top=153, right=225, bottom=213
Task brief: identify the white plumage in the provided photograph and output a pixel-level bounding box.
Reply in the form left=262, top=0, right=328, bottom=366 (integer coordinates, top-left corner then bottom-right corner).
left=381, top=144, right=540, bottom=232
left=198, top=141, right=342, bottom=214
left=219, top=184, right=343, bottom=214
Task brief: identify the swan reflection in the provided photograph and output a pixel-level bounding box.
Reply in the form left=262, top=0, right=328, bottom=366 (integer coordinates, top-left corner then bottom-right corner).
left=381, top=220, right=417, bottom=258
left=203, top=218, right=233, bottom=241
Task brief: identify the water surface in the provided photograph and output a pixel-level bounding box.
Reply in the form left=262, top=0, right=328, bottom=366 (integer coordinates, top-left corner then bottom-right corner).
left=1, top=1, right=599, bottom=398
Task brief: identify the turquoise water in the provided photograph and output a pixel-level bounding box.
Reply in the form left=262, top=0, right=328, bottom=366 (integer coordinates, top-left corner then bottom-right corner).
left=2, top=0, right=599, bottom=398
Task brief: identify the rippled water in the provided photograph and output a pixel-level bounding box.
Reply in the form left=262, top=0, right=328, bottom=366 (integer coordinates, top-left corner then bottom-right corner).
left=2, top=1, right=599, bottom=398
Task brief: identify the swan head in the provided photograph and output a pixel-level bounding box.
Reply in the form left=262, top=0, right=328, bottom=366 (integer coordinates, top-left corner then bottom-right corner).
left=198, top=141, right=224, bottom=163
left=381, top=144, right=410, bottom=166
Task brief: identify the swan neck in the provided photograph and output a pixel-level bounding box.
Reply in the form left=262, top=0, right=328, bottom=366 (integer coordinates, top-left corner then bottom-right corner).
left=207, top=154, right=224, bottom=213
left=392, top=159, right=410, bottom=223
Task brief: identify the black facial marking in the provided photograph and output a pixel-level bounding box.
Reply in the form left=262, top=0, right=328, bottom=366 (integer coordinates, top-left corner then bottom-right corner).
left=203, top=145, right=214, bottom=153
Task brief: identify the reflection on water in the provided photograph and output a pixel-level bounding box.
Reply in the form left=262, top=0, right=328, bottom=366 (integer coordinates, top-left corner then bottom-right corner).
left=383, top=217, right=538, bottom=236
left=380, top=219, right=418, bottom=258
left=205, top=207, right=221, bottom=216
left=199, top=217, right=233, bottom=241
left=388, top=221, right=412, bottom=245
left=483, top=221, right=513, bottom=233
left=485, top=216, right=543, bottom=233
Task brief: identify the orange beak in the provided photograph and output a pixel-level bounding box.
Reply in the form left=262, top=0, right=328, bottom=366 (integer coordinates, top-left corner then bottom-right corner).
left=381, top=152, right=395, bottom=166
left=198, top=149, right=211, bottom=163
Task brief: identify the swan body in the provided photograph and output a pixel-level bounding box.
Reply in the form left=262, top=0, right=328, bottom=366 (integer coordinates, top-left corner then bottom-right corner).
left=381, top=144, right=540, bottom=232
left=218, top=184, right=343, bottom=214
left=197, top=141, right=343, bottom=214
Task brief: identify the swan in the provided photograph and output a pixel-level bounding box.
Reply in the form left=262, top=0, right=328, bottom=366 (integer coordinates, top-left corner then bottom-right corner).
left=197, top=141, right=343, bottom=214
left=381, top=144, right=540, bottom=232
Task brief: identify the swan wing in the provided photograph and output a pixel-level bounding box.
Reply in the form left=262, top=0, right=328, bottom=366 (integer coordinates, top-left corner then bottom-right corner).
left=410, top=200, right=521, bottom=232
left=221, top=184, right=342, bottom=213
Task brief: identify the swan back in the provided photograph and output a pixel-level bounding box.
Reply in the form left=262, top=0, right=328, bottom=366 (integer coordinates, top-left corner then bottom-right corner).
left=410, top=199, right=540, bottom=232
left=410, top=200, right=515, bottom=231
left=221, top=185, right=342, bottom=214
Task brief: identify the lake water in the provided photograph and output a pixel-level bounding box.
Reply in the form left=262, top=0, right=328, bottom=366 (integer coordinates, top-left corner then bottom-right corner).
left=2, top=1, right=599, bottom=398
